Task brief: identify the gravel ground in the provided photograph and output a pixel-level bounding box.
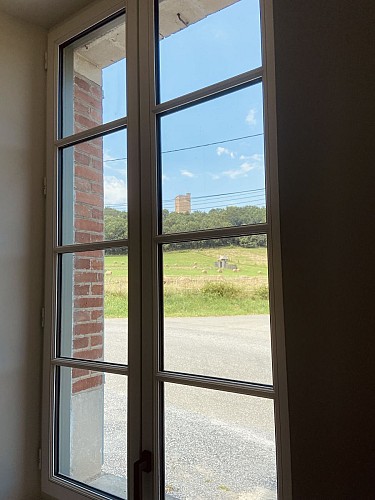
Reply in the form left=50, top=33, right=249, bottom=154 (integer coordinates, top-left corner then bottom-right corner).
left=94, top=316, right=276, bottom=499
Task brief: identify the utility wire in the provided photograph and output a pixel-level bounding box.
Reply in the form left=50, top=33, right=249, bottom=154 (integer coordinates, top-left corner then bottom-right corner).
left=162, top=187, right=265, bottom=204
left=103, top=132, right=264, bottom=163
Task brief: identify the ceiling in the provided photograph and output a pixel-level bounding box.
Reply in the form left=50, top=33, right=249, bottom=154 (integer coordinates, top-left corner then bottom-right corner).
left=0, top=0, right=239, bottom=31
left=0, top=0, right=95, bottom=29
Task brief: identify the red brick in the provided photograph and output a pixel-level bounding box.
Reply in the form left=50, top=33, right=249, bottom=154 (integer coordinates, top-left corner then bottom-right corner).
left=75, top=231, right=91, bottom=244
left=75, top=297, right=103, bottom=308
left=74, top=271, right=101, bottom=283
left=74, top=258, right=91, bottom=270
left=75, top=219, right=103, bottom=233
left=75, top=113, right=100, bottom=130
left=92, top=137, right=103, bottom=148
left=76, top=190, right=103, bottom=207
left=91, top=259, right=104, bottom=271
left=91, top=310, right=103, bottom=321
left=91, top=182, right=103, bottom=195
left=91, top=284, right=104, bottom=295
left=74, top=101, right=90, bottom=116
left=89, top=250, right=104, bottom=258
left=72, top=374, right=103, bottom=394
left=74, top=151, right=91, bottom=167
left=74, top=310, right=91, bottom=322
left=74, top=88, right=101, bottom=109
left=74, top=76, right=91, bottom=93
left=90, top=335, right=103, bottom=347
left=74, top=177, right=91, bottom=192
left=75, top=165, right=102, bottom=183
left=76, top=347, right=103, bottom=360
left=77, top=142, right=102, bottom=159
left=92, top=158, right=103, bottom=170
left=72, top=368, right=90, bottom=379
left=75, top=322, right=103, bottom=336
left=75, top=204, right=92, bottom=218
left=73, top=337, right=89, bottom=350
left=91, top=208, right=103, bottom=220
left=90, top=85, right=103, bottom=100
left=90, top=109, right=102, bottom=123
left=74, top=284, right=90, bottom=296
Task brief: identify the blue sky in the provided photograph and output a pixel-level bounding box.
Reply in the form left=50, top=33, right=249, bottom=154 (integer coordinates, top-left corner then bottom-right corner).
left=101, top=0, right=264, bottom=212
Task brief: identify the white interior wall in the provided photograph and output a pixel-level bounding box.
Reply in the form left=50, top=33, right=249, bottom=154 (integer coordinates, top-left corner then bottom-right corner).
left=0, top=11, right=46, bottom=499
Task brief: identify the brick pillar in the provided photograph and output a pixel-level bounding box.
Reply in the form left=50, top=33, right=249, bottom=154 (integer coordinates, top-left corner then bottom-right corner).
left=72, top=73, right=104, bottom=386
left=69, top=72, right=105, bottom=481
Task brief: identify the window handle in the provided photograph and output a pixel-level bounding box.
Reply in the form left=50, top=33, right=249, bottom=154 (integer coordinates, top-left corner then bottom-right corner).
left=133, top=450, right=152, bottom=500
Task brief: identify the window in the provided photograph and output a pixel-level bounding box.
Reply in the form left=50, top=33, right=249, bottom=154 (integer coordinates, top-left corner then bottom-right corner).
left=42, top=1, right=291, bottom=499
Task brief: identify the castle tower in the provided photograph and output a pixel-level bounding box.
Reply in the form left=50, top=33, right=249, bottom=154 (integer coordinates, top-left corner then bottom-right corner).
left=175, top=193, right=191, bottom=213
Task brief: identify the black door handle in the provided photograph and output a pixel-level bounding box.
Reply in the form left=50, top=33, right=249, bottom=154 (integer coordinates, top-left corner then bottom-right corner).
left=133, top=450, right=152, bottom=500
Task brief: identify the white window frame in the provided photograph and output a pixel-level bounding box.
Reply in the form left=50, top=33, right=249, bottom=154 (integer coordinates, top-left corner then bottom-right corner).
left=42, top=1, right=292, bottom=499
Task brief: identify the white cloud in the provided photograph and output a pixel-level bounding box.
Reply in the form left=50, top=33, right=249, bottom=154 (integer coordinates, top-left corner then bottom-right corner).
left=104, top=176, right=127, bottom=206
left=251, top=153, right=263, bottom=162
left=246, top=109, right=257, bottom=126
left=222, top=161, right=256, bottom=179
left=240, top=153, right=264, bottom=163
left=180, top=169, right=195, bottom=178
left=162, top=174, right=169, bottom=182
left=209, top=173, right=220, bottom=180
left=217, top=146, right=235, bottom=159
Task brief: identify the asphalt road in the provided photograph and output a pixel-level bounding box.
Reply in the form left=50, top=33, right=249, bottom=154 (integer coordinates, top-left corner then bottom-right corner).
left=97, top=316, right=277, bottom=499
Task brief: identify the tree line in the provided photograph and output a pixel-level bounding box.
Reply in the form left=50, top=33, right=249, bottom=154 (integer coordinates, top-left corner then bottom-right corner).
left=104, top=205, right=266, bottom=253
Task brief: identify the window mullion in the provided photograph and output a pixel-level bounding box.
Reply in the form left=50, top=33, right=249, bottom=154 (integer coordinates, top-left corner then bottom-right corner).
left=137, top=1, right=159, bottom=499
left=126, top=0, right=143, bottom=499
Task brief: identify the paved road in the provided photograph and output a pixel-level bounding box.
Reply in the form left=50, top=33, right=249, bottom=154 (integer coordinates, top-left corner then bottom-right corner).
left=98, top=316, right=277, bottom=499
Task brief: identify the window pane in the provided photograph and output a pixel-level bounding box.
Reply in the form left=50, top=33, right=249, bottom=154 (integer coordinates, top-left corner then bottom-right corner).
left=161, top=236, right=272, bottom=385
left=163, top=384, right=277, bottom=498
left=157, top=0, right=262, bottom=102
left=60, top=250, right=128, bottom=365
left=61, top=13, right=126, bottom=138
left=60, top=129, right=127, bottom=246
left=159, top=84, right=265, bottom=234
left=57, top=367, right=127, bottom=499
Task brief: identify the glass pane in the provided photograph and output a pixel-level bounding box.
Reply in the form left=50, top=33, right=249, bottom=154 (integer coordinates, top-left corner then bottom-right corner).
left=61, top=13, right=126, bottom=138
left=60, top=129, right=127, bottom=246
left=161, top=236, right=272, bottom=385
left=159, top=84, right=265, bottom=234
left=157, top=0, right=262, bottom=102
left=164, top=384, right=277, bottom=499
left=60, top=250, right=128, bottom=365
left=58, top=367, right=127, bottom=498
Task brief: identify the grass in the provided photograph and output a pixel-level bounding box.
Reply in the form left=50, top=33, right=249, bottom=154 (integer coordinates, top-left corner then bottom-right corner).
left=104, top=247, right=269, bottom=318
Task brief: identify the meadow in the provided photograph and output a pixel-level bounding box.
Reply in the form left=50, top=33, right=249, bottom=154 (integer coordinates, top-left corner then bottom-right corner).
left=104, top=246, right=269, bottom=318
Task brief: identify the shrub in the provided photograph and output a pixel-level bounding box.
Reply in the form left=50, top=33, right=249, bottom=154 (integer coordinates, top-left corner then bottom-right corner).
left=251, top=285, right=269, bottom=301
left=201, top=281, right=240, bottom=298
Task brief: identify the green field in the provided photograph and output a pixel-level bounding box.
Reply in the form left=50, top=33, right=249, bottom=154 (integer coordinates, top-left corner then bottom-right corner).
left=104, top=247, right=269, bottom=318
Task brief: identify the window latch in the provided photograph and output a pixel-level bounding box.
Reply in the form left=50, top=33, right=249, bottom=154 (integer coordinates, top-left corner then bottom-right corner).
left=133, top=450, right=152, bottom=500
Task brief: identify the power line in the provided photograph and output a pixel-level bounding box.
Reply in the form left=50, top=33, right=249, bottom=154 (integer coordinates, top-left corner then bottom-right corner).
left=162, top=133, right=264, bottom=155
left=192, top=197, right=266, bottom=211
left=103, top=132, right=264, bottom=163
left=163, top=194, right=266, bottom=209
left=105, top=197, right=266, bottom=211
left=162, top=188, right=265, bottom=204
